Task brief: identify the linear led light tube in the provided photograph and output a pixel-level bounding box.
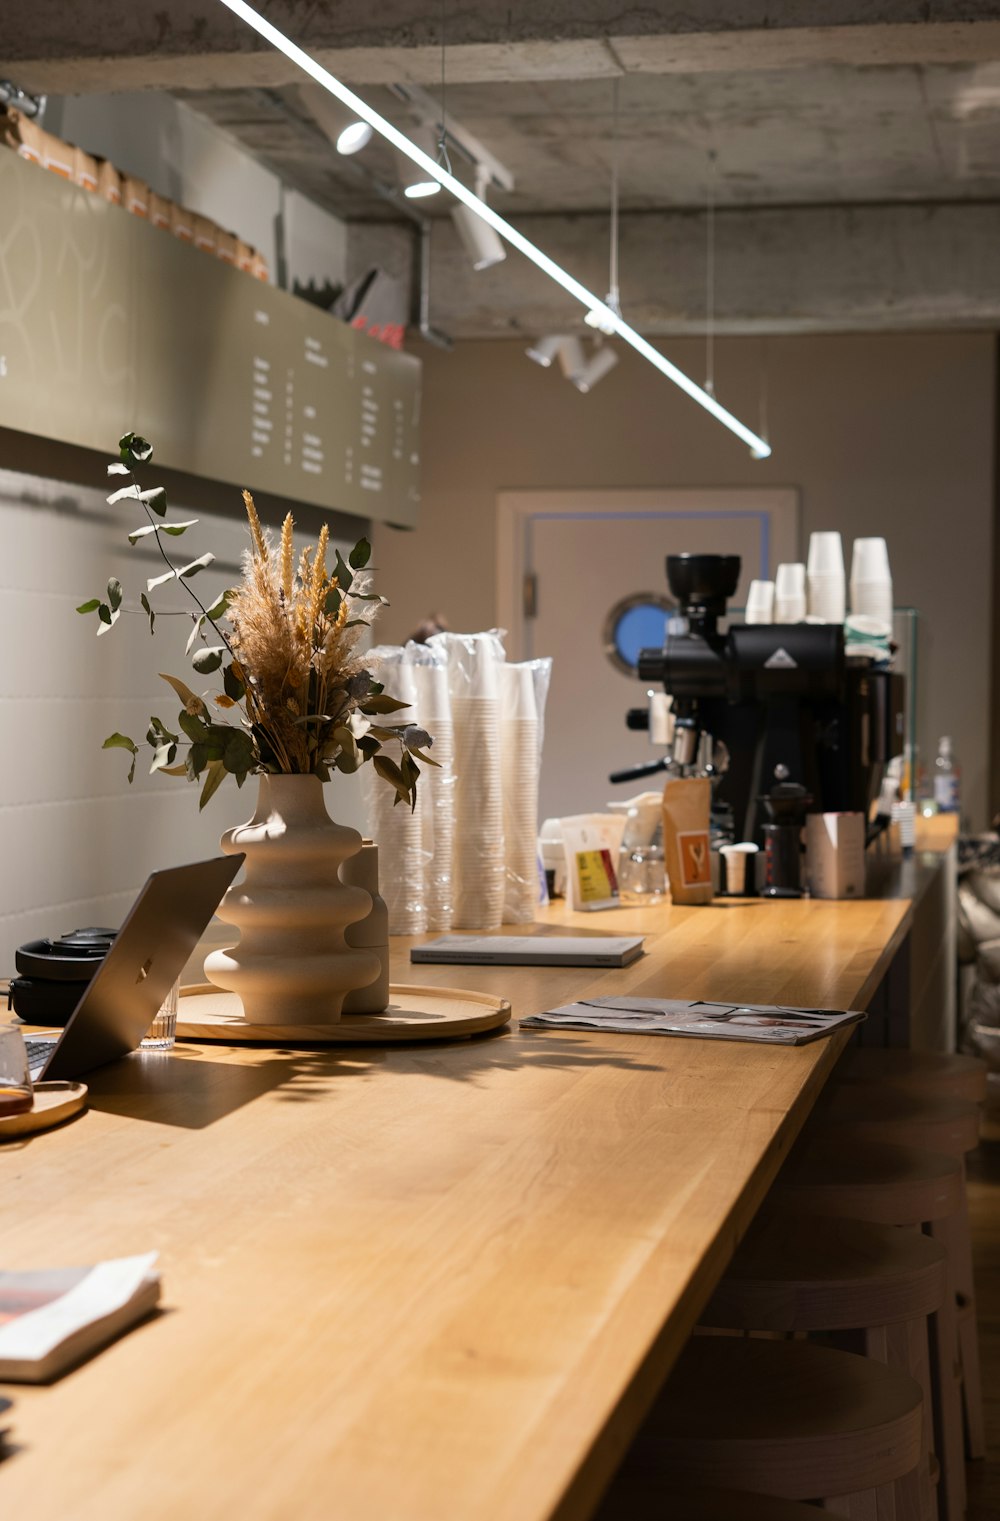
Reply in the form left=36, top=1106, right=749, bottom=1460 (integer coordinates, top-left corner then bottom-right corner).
left=217, top=0, right=771, bottom=458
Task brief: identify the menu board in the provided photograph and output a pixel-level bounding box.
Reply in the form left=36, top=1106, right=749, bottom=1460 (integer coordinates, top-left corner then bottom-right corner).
left=0, top=151, right=421, bottom=526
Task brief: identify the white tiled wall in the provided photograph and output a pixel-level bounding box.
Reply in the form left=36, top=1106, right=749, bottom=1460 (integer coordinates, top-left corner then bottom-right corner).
left=0, top=466, right=366, bottom=971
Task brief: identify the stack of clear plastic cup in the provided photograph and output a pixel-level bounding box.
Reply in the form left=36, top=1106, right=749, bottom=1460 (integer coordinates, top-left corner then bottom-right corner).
left=499, top=663, right=541, bottom=923
left=806, top=531, right=846, bottom=623
left=429, top=631, right=507, bottom=930
left=850, top=537, right=893, bottom=628
left=774, top=563, right=807, bottom=623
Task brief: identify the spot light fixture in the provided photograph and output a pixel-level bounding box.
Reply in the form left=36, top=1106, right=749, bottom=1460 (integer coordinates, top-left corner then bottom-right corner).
left=452, top=170, right=506, bottom=270
left=336, top=120, right=373, bottom=155
left=215, top=0, right=772, bottom=458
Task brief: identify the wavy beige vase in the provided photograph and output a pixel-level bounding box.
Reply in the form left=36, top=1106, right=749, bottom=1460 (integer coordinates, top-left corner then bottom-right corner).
left=204, top=773, right=379, bottom=1024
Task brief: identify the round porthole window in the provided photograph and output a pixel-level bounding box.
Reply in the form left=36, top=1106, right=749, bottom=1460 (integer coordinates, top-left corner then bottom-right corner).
left=602, top=594, right=674, bottom=677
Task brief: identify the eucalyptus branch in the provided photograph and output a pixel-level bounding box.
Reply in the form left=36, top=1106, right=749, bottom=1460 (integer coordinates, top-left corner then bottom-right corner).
left=126, top=465, right=238, bottom=661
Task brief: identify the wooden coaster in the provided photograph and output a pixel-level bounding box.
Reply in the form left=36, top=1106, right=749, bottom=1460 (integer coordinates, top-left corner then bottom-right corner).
left=176, top=984, right=511, bottom=1044
left=0, top=1081, right=88, bottom=1139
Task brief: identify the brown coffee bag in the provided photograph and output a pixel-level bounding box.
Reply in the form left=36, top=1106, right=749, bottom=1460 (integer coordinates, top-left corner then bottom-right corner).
left=662, top=777, right=713, bottom=905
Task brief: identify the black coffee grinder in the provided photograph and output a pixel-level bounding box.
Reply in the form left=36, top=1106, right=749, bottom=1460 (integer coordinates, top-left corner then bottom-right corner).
left=759, top=768, right=812, bottom=898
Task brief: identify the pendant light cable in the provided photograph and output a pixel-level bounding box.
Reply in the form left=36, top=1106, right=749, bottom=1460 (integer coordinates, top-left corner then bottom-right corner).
left=609, top=77, right=621, bottom=315
left=705, top=150, right=716, bottom=398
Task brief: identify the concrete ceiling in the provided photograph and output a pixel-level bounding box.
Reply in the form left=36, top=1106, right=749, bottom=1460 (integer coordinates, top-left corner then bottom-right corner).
left=8, top=1, right=1000, bottom=333
left=179, top=61, right=1000, bottom=223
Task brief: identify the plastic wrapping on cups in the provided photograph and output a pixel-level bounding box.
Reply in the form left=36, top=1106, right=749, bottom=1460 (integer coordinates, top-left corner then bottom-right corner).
left=366, top=647, right=427, bottom=934
left=428, top=631, right=507, bottom=930
left=406, top=641, right=456, bottom=932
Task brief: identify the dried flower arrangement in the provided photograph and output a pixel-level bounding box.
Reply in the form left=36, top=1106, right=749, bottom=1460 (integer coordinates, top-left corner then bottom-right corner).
left=78, top=433, right=434, bottom=808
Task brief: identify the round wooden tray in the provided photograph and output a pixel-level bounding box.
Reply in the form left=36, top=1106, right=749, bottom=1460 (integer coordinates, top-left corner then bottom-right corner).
left=176, top=984, right=511, bottom=1044
left=0, top=1081, right=88, bottom=1140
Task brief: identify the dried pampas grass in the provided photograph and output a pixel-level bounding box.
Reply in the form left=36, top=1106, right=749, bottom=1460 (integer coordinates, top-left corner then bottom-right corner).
left=226, top=494, right=383, bottom=774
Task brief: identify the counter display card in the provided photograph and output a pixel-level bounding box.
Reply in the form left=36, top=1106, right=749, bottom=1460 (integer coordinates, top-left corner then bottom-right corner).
left=0, top=151, right=420, bottom=526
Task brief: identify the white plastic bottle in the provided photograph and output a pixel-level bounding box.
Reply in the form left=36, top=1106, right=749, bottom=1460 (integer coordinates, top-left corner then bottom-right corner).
left=933, top=736, right=961, bottom=814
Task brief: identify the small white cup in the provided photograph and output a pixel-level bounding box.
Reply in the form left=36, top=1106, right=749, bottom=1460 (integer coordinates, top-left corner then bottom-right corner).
left=774, top=563, right=807, bottom=623
left=850, top=537, right=891, bottom=582
left=807, top=531, right=845, bottom=578
left=808, top=579, right=846, bottom=623
left=720, top=841, right=759, bottom=896
left=850, top=580, right=893, bottom=624
left=745, top=580, right=775, bottom=625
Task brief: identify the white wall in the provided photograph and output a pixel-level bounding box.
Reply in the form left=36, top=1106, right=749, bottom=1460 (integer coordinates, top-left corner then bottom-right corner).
left=43, top=91, right=348, bottom=294
left=0, top=465, right=365, bottom=970
left=373, top=331, right=996, bottom=828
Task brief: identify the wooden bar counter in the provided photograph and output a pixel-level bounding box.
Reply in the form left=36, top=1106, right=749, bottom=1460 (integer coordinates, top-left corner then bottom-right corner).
left=1, top=830, right=955, bottom=1521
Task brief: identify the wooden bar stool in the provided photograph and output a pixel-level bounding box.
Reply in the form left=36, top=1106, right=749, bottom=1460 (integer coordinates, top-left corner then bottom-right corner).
left=778, top=1140, right=966, bottom=1521
left=816, top=1087, right=985, bottom=1469
left=606, top=1337, right=924, bottom=1516
left=837, top=1049, right=987, bottom=1107
left=699, top=1214, right=947, bottom=1521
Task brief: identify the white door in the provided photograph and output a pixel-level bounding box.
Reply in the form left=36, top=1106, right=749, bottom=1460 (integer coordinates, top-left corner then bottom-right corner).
left=497, top=489, right=800, bottom=821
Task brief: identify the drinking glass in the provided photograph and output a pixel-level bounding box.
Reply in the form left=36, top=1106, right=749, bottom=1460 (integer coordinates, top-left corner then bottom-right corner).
left=140, top=979, right=180, bottom=1051
left=0, top=1024, right=34, bottom=1115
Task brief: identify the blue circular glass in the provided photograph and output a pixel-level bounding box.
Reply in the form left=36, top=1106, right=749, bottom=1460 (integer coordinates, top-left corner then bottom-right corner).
left=613, top=603, right=671, bottom=669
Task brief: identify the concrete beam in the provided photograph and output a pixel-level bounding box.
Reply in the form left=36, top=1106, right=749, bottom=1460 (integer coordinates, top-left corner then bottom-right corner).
left=7, top=3, right=1000, bottom=93
left=382, top=201, right=1000, bottom=337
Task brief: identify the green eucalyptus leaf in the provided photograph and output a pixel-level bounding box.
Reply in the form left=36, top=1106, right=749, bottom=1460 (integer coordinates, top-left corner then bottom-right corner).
left=107, top=577, right=123, bottom=611
left=160, top=672, right=203, bottom=711
left=107, top=461, right=130, bottom=477
left=139, top=486, right=167, bottom=517
left=185, top=614, right=206, bottom=655
left=372, top=753, right=410, bottom=805
left=147, top=568, right=176, bottom=593
left=161, top=518, right=197, bottom=536
left=348, top=537, right=371, bottom=570
left=324, top=587, right=342, bottom=618
left=408, top=746, right=440, bottom=768
left=102, top=732, right=138, bottom=754
left=333, top=550, right=353, bottom=592
left=223, top=663, right=246, bottom=701
left=96, top=606, right=120, bottom=636
left=179, top=710, right=209, bottom=744
left=223, top=732, right=254, bottom=775
left=107, top=484, right=139, bottom=506
left=76, top=598, right=101, bottom=614
left=205, top=588, right=235, bottom=622
left=179, top=553, right=214, bottom=579
left=128, top=754, right=137, bottom=785
left=128, top=523, right=157, bottom=544
left=199, top=760, right=227, bottom=810
left=159, top=763, right=188, bottom=778
left=360, top=695, right=411, bottom=715
left=186, top=742, right=209, bottom=778
left=140, top=592, right=155, bottom=635
left=119, top=432, right=153, bottom=466
left=150, top=741, right=178, bottom=774
left=192, top=646, right=225, bottom=675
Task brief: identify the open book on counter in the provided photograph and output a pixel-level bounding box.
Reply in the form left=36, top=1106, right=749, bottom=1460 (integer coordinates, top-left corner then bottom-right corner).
left=0, top=1253, right=160, bottom=1382
left=522, top=997, right=865, bottom=1046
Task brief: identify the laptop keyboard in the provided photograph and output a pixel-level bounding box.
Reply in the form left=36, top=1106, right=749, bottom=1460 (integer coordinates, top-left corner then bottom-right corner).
left=26, top=1037, right=57, bottom=1071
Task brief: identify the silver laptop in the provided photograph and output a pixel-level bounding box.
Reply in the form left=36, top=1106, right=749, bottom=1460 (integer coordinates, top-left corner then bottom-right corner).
left=24, top=855, right=244, bottom=1081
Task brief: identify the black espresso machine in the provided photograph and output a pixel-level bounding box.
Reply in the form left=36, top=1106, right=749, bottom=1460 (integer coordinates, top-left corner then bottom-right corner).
left=612, top=553, right=905, bottom=844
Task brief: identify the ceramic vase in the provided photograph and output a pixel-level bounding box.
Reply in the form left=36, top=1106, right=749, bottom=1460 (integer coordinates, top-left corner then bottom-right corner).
left=204, top=773, right=380, bottom=1025
left=341, top=840, right=390, bottom=1015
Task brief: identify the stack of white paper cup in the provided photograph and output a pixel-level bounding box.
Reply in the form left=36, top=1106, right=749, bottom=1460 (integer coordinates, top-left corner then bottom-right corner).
left=410, top=648, right=455, bottom=932
left=429, top=631, right=506, bottom=930
left=774, top=563, right=807, bottom=623
left=499, top=663, right=541, bottom=923
left=806, top=531, right=846, bottom=623
left=366, top=650, right=427, bottom=934
left=850, top=537, right=893, bottom=628
left=745, top=580, right=775, bottom=625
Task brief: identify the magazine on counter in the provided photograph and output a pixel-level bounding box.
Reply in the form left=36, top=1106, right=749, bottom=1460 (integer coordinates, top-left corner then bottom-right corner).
left=0, top=1253, right=160, bottom=1382
left=522, top=996, right=865, bottom=1045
